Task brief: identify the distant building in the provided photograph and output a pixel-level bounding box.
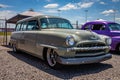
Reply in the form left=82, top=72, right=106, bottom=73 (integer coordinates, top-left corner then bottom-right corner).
left=7, top=10, right=43, bottom=24
left=0, top=28, right=14, bottom=32
left=0, top=10, right=43, bottom=32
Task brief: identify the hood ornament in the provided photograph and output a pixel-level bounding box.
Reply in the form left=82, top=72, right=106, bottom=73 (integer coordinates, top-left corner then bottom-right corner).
left=90, top=36, right=98, bottom=40
left=87, top=29, right=98, bottom=40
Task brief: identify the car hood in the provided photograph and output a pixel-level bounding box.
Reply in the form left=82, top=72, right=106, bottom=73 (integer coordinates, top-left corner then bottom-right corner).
left=42, top=29, right=100, bottom=41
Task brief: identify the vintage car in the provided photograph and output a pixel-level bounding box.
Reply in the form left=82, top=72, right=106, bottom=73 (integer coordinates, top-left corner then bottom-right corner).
left=10, top=15, right=112, bottom=69
left=82, top=20, right=120, bottom=52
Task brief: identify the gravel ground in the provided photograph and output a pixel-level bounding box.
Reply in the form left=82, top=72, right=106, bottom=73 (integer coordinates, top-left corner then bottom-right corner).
left=0, top=46, right=120, bottom=80
left=0, top=36, right=10, bottom=45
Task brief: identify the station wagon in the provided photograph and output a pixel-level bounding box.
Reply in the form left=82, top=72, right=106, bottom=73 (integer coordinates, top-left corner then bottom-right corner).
left=10, top=16, right=112, bottom=69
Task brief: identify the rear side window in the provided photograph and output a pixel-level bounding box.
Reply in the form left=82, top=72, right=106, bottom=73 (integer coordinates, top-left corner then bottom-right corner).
left=15, top=23, right=21, bottom=31
left=91, top=24, right=105, bottom=30
left=27, top=20, right=39, bottom=30
left=20, top=22, right=27, bottom=31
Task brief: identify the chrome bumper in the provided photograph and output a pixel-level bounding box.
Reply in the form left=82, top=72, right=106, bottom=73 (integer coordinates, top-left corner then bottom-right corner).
left=56, top=53, right=112, bottom=65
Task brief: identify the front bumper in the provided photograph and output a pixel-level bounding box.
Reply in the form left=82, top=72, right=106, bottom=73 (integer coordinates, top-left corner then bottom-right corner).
left=56, top=53, right=112, bottom=65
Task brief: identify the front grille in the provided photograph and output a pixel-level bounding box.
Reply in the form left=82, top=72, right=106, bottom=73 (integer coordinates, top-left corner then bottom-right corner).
left=76, top=42, right=106, bottom=55
left=77, top=43, right=105, bottom=47
left=76, top=49, right=104, bottom=54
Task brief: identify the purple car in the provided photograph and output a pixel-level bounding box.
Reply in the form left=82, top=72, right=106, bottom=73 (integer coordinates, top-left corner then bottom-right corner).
left=82, top=20, right=120, bottom=51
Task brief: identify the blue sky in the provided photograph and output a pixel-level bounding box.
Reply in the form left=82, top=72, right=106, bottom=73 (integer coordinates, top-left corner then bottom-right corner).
left=0, top=0, right=120, bottom=24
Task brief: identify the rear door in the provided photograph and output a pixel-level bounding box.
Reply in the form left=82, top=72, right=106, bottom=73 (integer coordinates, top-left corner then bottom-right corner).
left=18, top=22, right=27, bottom=50
left=24, top=20, right=39, bottom=54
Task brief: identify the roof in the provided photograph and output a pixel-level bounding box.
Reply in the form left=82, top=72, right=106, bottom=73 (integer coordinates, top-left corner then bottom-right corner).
left=86, top=20, right=115, bottom=24
left=6, top=10, right=43, bottom=24
left=17, top=15, right=66, bottom=23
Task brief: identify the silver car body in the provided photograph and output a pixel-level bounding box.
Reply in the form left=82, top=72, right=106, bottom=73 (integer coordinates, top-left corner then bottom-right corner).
left=10, top=15, right=112, bottom=66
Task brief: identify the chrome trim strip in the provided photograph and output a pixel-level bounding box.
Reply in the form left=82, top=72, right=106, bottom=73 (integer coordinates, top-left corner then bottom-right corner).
left=67, top=46, right=110, bottom=52
left=36, top=43, right=58, bottom=49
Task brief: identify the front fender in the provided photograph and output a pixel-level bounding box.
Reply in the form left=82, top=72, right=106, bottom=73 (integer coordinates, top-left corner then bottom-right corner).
left=111, top=37, right=120, bottom=50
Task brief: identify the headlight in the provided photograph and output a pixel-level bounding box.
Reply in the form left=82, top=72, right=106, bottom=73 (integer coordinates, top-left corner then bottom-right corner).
left=105, top=38, right=112, bottom=45
left=66, top=36, right=75, bottom=46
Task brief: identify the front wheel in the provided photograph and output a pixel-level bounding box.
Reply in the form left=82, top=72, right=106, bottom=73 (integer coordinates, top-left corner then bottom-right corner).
left=117, top=44, right=120, bottom=52
left=46, top=48, right=61, bottom=69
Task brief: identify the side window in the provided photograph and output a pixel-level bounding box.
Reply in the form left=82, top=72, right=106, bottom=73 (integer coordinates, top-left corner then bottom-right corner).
left=91, top=24, right=105, bottom=30
left=27, top=20, right=39, bottom=30
left=84, top=24, right=91, bottom=30
left=15, top=23, right=21, bottom=31
left=41, top=19, right=47, bottom=29
left=58, top=23, right=71, bottom=29
left=20, top=22, right=27, bottom=31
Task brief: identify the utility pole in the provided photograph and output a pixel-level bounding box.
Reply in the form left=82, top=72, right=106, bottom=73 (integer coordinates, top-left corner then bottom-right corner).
left=85, top=10, right=88, bottom=22
left=57, top=10, right=61, bottom=17
left=5, top=18, right=7, bottom=45
left=76, top=20, right=78, bottom=29
left=113, top=9, right=116, bottom=22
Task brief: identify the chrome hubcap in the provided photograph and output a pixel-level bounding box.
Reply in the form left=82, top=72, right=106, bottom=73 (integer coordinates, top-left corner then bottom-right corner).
left=13, top=45, right=16, bottom=52
left=47, top=49, right=57, bottom=67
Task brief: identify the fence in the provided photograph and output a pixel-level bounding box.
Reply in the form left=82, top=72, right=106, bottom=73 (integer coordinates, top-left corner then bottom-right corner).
left=0, top=18, right=15, bottom=45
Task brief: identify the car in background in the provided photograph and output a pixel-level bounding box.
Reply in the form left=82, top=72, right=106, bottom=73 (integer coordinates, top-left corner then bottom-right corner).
left=10, top=16, right=112, bottom=69
left=82, top=20, right=120, bottom=52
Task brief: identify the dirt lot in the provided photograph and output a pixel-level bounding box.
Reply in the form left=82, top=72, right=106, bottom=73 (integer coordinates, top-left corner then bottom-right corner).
left=0, top=46, right=120, bottom=80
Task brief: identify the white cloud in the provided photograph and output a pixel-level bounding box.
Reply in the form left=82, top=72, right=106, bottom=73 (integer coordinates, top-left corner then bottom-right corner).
left=101, top=9, right=115, bottom=16
left=59, top=3, right=77, bottom=11
left=58, top=1, right=94, bottom=11
left=112, top=0, right=119, bottom=2
left=46, top=0, right=51, bottom=2
left=45, top=10, right=58, bottom=13
left=116, top=18, right=120, bottom=21
left=44, top=3, right=59, bottom=8
left=0, top=4, right=10, bottom=8
left=0, top=10, right=17, bottom=19
left=36, top=0, right=51, bottom=2
left=116, top=18, right=120, bottom=23
left=100, top=2, right=106, bottom=5
left=79, top=2, right=94, bottom=8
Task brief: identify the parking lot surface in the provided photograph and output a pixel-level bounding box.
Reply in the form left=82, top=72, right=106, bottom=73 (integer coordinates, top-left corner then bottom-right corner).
left=0, top=46, right=120, bottom=80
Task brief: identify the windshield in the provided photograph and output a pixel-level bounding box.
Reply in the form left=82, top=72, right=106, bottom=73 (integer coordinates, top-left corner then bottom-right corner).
left=40, top=18, right=73, bottom=29
left=108, top=23, right=120, bottom=30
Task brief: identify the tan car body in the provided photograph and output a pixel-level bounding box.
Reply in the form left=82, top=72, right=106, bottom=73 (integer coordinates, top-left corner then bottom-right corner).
left=10, top=15, right=112, bottom=68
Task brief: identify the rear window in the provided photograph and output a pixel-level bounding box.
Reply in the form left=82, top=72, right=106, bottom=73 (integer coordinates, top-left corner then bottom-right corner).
left=15, top=23, right=21, bottom=31
left=20, top=22, right=27, bottom=31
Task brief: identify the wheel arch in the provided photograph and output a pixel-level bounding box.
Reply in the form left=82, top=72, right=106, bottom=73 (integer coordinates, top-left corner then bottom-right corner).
left=116, top=43, right=120, bottom=51
left=43, top=47, right=48, bottom=60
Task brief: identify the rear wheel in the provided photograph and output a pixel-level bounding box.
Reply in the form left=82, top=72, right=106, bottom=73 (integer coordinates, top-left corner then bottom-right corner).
left=45, top=48, right=61, bottom=69
left=12, top=44, right=19, bottom=53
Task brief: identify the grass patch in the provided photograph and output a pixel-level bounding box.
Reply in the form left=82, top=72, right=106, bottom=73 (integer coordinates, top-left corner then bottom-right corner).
left=0, top=32, right=11, bottom=36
